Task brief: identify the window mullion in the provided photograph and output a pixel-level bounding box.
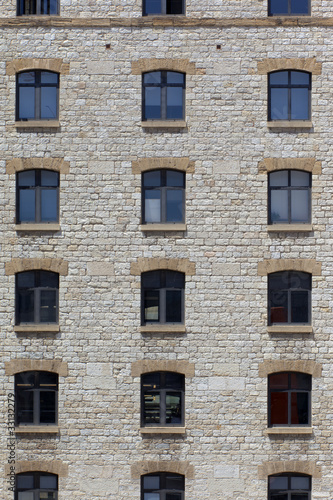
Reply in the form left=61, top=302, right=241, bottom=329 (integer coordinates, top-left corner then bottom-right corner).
left=160, top=288, right=165, bottom=323
left=34, top=388, right=39, bottom=425
left=161, top=388, right=166, bottom=425
left=35, top=288, right=40, bottom=323
left=161, top=77, right=167, bottom=120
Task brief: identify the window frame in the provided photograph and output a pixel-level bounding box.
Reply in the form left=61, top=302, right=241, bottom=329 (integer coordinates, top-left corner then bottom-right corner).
left=268, top=271, right=311, bottom=326
left=141, top=472, right=185, bottom=500
left=142, top=169, right=185, bottom=225
left=143, top=0, right=185, bottom=16
left=268, top=473, right=311, bottom=499
left=268, top=0, right=310, bottom=16
left=16, top=70, right=59, bottom=122
left=142, top=71, right=185, bottom=121
left=15, top=371, right=58, bottom=426
left=268, top=70, right=311, bottom=121
left=16, top=471, right=58, bottom=500
left=15, top=270, right=59, bottom=325
left=17, top=0, right=59, bottom=15
left=16, top=169, right=60, bottom=225
left=268, top=169, right=311, bottom=225
left=141, top=371, right=185, bottom=427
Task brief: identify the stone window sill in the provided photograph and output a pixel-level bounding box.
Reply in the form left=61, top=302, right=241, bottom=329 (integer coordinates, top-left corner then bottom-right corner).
left=266, top=427, right=312, bottom=435
left=14, top=325, right=60, bottom=333
left=141, top=120, right=187, bottom=129
left=267, top=120, right=312, bottom=129
left=267, top=224, right=313, bottom=232
left=15, top=425, right=59, bottom=434
left=140, top=427, right=186, bottom=434
left=15, top=223, right=60, bottom=232
left=15, top=120, right=60, bottom=129
left=140, top=223, right=186, bottom=232
left=267, top=325, right=312, bottom=334
left=140, top=324, right=186, bottom=333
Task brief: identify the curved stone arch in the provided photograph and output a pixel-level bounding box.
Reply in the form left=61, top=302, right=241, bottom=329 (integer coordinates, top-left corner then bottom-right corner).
left=5, top=359, right=68, bottom=376
left=6, top=158, right=70, bottom=175
left=258, top=360, right=322, bottom=378
left=130, top=258, right=195, bottom=276
left=132, top=157, right=195, bottom=174
left=5, top=258, right=68, bottom=276
left=6, top=58, right=70, bottom=76
left=131, top=360, right=195, bottom=378
left=258, top=460, right=321, bottom=479
left=7, top=460, right=68, bottom=477
left=131, top=58, right=199, bottom=75
left=257, top=57, right=321, bottom=75
left=257, top=259, right=321, bottom=276
left=258, top=158, right=321, bottom=175
left=131, top=460, right=194, bottom=479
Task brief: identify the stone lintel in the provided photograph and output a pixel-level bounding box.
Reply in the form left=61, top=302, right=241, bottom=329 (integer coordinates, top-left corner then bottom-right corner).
left=258, top=460, right=321, bottom=479
left=7, top=58, right=69, bottom=76
left=132, top=157, right=194, bottom=174
left=5, top=258, right=68, bottom=276
left=258, top=158, right=321, bottom=175
left=131, top=460, right=194, bottom=479
left=131, top=360, right=195, bottom=378
left=132, top=58, right=198, bottom=75
left=7, top=158, right=70, bottom=175
left=5, top=460, right=68, bottom=477
left=259, top=360, right=322, bottom=378
left=257, top=57, right=321, bottom=75
left=131, top=258, right=195, bottom=276
left=257, top=259, right=321, bottom=276
left=5, top=359, right=68, bottom=376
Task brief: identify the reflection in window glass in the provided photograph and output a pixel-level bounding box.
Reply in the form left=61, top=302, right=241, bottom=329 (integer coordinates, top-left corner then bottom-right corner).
left=143, top=71, right=185, bottom=121
left=17, top=70, right=59, bottom=121
left=269, top=70, right=310, bottom=121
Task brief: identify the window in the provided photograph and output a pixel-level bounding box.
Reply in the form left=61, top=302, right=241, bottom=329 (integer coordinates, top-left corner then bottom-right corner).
left=268, top=271, right=311, bottom=325
left=143, top=0, right=184, bottom=15
left=17, top=0, right=59, bottom=15
left=269, top=0, right=309, bottom=16
left=17, top=170, right=59, bottom=224
left=142, top=170, right=185, bottom=224
left=141, top=372, right=184, bottom=427
left=16, top=472, right=58, bottom=500
left=269, top=473, right=311, bottom=500
left=15, top=371, right=58, bottom=426
left=268, top=70, right=311, bottom=121
left=142, top=71, right=185, bottom=121
left=16, top=70, right=59, bottom=121
left=16, top=271, right=59, bottom=325
left=142, top=473, right=184, bottom=500
left=268, top=372, right=311, bottom=427
left=141, top=270, right=184, bottom=325
left=268, top=170, right=311, bottom=225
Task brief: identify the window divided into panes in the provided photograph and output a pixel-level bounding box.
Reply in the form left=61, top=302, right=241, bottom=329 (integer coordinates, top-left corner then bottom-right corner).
left=268, top=0, right=310, bottom=16
left=16, top=271, right=59, bottom=325
left=17, top=170, right=59, bottom=224
left=141, top=473, right=184, bottom=500
left=15, top=371, right=58, bottom=426
left=142, top=170, right=185, bottom=224
left=268, top=170, right=311, bottom=225
left=268, top=271, right=311, bottom=325
left=141, top=372, right=184, bottom=427
left=17, top=0, right=59, bottom=15
left=16, top=70, right=59, bottom=121
left=269, top=474, right=311, bottom=500
left=16, top=472, right=58, bottom=500
left=268, top=372, right=311, bottom=427
left=143, top=0, right=184, bottom=15
left=142, top=71, right=185, bottom=121
left=268, top=70, right=311, bottom=121
left=141, top=270, right=184, bottom=325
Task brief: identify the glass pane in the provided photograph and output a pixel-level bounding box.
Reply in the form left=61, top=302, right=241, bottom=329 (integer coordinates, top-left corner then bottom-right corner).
left=19, top=87, right=35, bottom=119
left=145, top=88, right=161, bottom=119
left=167, top=0, right=183, bottom=14
left=41, top=72, right=58, bottom=84
left=290, top=495, right=309, bottom=500
left=270, top=71, right=288, bottom=85
left=39, top=372, right=58, bottom=386
left=41, top=170, right=59, bottom=186
left=41, top=87, right=57, bottom=119
left=166, top=495, right=182, bottom=500
left=291, top=0, right=308, bottom=13
left=39, top=493, right=56, bottom=500
left=165, top=475, right=184, bottom=490
left=144, top=392, right=160, bottom=424
left=40, top=475, right=57, bottom=489
left=40, top=290, right=57, bottom=323
left=291, top=476, right=310, bottom=489
left=166, top=87, right=183, bottom=119
left=18, top=170, right=36, bottom=187
left=143, top=476, right=160, bottom=489
left=166, top=392, right=181, bottom=423
left=145, top=191, right=161, bottom=223
left=144, top=0, right=161, bottom=14
left=270, top=392, right=288, bottom=425
left=17, top=391, right=34, bottom=424
left=41, top=189, right=58, bottom=222
left=269, top=272, right=287, bottom=290
left=165, top=372, right=183, bottom=388
left=18, top=71, right=35, bottom=84
left=49, top=0, right=59, bottom=14
left=143, top=171, right=161, bottom=187
left=165, top=271, right=184, bottom=288
left=142, top=271, right=161, bottom=288
left=144, top=72, right=161, bottom=85
left=289, top=271, right=311, bottom=290
left=18, top=290, right=35, bottom=323
left=166, top=171, right=184, bottom=187
left=269, top=0, right=288, bottom=14
left=271, top=495, right=288, bottom=500
left=290, top=373, right=311, bottom=390
left=19, top=190, right=36, bottom=222
left=166, top=190, right=183, bottom=222
left=144, top=290, right=159, bottom=321
left=144, top=494, right=160, bottom=500
left=270, top=88, right=288, bottom=120
left=269, top=476, right=289, bottom=489
left=269, top=290, right=288, bottom=323
left=291, top=88, right=309, bottom=120
left=17, top=475, right=34, bottom=489
left=290, top=171, right=310, bottom=187
left=167, top=72, right=184, bottom=84
left=291, top=71, right=310, bottom=85
left=39, top=271, right=58, bottom=288
left=270, top=190, right=288, bottom=222
left=18, top=493, right=34, bottom=500
left=291, top=190, right=309, bottom=222
left=166, top=290, right=182, bottom=322
left=40, top=391, right=56, bottom=423
left=16, top=371, right=35, bottom=386
left=291, top=392, right=309, bottom=425
left=269, top=171, right=288, bottom=187
left=269, top=373, right=289, bottom=390
left=291, top=290, right=309, bottom=323
left=142, top=372, right=160, bottom=389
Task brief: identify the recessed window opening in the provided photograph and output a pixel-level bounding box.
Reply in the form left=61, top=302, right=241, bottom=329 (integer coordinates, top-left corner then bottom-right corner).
left=268, top=70, right=311, bottom=121
left=142, top=71, right=185, bottom=121
left=16, top=70, right=59, bottom=121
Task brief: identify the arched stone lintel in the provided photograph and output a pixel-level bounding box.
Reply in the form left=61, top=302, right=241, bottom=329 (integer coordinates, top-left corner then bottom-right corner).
left=132, top=157, right=195, bottom=174
left=257, top=57, right=321, bottom=75
left=131, top=460, right=194, bottom=479
left=6, top=158, right=70, bottom=175
left=5, top=460, right=68, bottom=477
left=257, top=259, right=321, bottom=276
left=6, top=58, right=70, bottom=76
left=5, top=258, right=68, bottom=276
left=130, top=258, right=195, bottom=276
left=258, top=158, right=321, bottom=175
left=258, top=360, right=322, bottom=378
left=258, top=460, right=321, bottom=479
left=5, top=359, right=68, bottom=376
left=131, top=360, right=195, bottom=378
left=131, top=58, right=201, bottom=75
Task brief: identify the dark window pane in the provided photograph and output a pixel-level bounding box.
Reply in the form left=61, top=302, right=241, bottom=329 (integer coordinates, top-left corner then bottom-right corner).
left=166, top=495, right=182, bottom=500
left=290, top=495, right=308, bottom=500
left=41, top=87, right=57, bottom=119
left=145, top=88, right=161, bottom=119
left=144, top=0, right=162, bottom=14
left=19, top=87, right=35, bottom=119
left=17, top=391, right=34, bottom=424
left=165, top=271, right=184, bottom=288
left=16, top=371, right=35, bottom=386
left=269, top=0, right=289, bottom=14
left=41, top=170, right=59, bottom=186
left=142, top=373, right=161, bottom=389
left=291, top=392, right=308, bottom=424
left=270, top=190, right=288, bottom=222
left=143, top=476, right=160, bottom=489
left=291, top=291, right=308, bottom=323
left=166, top=392, right=182, bottom=423
left=291, top=0, right=309, bottom=13
left=271, top=495, right=288, bottom=500
left=145, top=190, right=161, bottom=223
left=270, top=290, right=288, bottom=323
left=166, top=72, right=184, bottom=84
left=269, top=170, right=289, bottom=187
left=269, top=373, right=289, bottom=390
left=165, top=372, right=183, bottom=388
left=144, top=72, right=161, bottom=85
left=40, top=391, right=56, bottom=423
left=291, top=88, right=309, bottom=119
left=270, top=71, right=288, bottom=85
left=270, top=392, right=288, bottom=425
left=291, top=190, right=308, bottom=222
left=40, top=475, right=57, bottom=489
left=40, top=71, right=58, bottom=84
left=290, top=373, right=311, bottom=390
left=143, top=171, right=161, bottom=187
left=40, top=290, right=57, bottom=323
left=19, top=190, right=36, bottom=222
left=18, top=290, right=35, bottom=323
left=269, top=476, right=289, bottom=489
left=165, top=475, right=184, bottom=490
left=167, top=0, right=183, bottom=14
left=166, top=190, right=183, bottom=222
left=166, top=290, right=182, bottom=322
left=144, top=392, right=160, bottom=423
left=18, top=170, right=36, bottom=187
left=144, top=290, right=159, bottom=322
left=41, top=189, right=58, bottom=221
left=270, top=88, right=288, bottom=120
left=166, top=171, right=184, bottom=187
left=269, top=272, right=287, bottom=290
left=166, top=87, right=183, bottom=119
left=18, top=72, right=35, bottom=84
left=290, top=171, right=310, bottom=187
left=17, top=475, right=34, bottom=489
left=290, top=476, right=310, bottom=489
left=40, top=271, right=59, bottom=288
left=291, top=71, right=310, bottom=85
left=142, top=271, right=161, bottom=288
left=144, top=494, right=160, bottom=500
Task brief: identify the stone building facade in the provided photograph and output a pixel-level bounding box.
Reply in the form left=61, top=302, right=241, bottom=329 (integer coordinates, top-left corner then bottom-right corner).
left=0, top=1, right=332, bottom=499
